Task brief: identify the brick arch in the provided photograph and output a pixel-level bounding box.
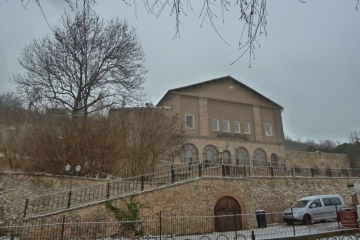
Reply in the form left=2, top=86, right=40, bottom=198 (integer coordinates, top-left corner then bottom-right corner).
left=212, top=192, right=247, bottom=230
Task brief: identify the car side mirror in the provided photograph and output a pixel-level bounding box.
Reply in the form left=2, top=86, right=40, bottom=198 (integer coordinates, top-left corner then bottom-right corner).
left=310, top=204, right=316, bottom=208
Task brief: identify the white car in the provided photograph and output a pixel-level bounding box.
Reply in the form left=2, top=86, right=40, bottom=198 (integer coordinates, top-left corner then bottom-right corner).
left=282, top=194, right=345, bottom=225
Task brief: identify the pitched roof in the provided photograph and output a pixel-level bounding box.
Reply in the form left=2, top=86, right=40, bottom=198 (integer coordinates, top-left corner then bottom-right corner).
left=156, top=76, right=283, bottom=109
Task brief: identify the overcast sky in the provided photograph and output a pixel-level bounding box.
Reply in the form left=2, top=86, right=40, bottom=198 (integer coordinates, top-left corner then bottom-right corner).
left=1, top=1, right=360, bottom=144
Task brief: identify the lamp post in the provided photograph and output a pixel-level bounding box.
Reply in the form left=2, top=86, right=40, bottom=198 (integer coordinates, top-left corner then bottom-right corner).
left=65, top=163, right=81, bottom=208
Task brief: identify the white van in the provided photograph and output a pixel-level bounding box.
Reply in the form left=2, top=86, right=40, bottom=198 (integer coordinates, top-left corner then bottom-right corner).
left=282, top=195, right=345, bottom=225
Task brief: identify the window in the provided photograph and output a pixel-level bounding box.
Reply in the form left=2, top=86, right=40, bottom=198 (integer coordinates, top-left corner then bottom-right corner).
left=223, top=151, right=231, bottom=164
left=203, top=145, right=219, bottom=164
left=310, top=199, right=322, bottom=208
left=265, top=123, right=273, bottom=136
left=181, top=144, right=198, bottom=163
left=270, top=153, right=278, bottom=167
left=244, top=122, right=251, bottom=134
left=212, top=118, right=219, bottom=131
left=233, top=121, right=240, bottom=133
left=253, top=148, right=267, bottom=166
left=185, top=115, right=194, bottom=129
left=222, top=119, right=230, bottom=132
left=236, top=147, right=249, bottom=165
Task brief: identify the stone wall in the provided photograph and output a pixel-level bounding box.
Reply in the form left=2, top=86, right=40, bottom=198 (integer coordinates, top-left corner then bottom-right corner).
left=0, top=172, right=106, bottom=222
left=2, top=170, right=357, bottom=235
left=285, top=150, right=350, bottom=169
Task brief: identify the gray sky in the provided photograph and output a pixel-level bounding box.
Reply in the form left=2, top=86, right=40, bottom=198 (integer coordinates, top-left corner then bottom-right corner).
left=1, top=1, right=360, bottom=144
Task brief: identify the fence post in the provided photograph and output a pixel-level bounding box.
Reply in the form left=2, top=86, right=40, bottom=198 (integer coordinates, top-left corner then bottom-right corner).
left=61, top=215, right=65, bottom=240
left=291, top=207, right=295, bottom=236
left=291, top=168, right=294, bottom=177
left=243, top=166, right=246, bottom=177
left=23, top=199, right=28, bottom=218
left=67, top=190, right=72, bottom=208
left=222, top=165, right=225, bottom=177
left=270, top=167, right=274, bottom=177
left=310, top=168, right=314, bottom=177
left=159, top=211, right=162, bottom=240
left=234, top=210, right=237, bottom=237
left=171, top=165, right=175, bottom=183
left=251, top=230, right=255, bottom=240
left=141, top=176, right=145, bottom=191
left=198, top=164, right=202, bottom=177
left=336, top=205, right=340, bottom=230
left=106, top=182, right=110, bottom=199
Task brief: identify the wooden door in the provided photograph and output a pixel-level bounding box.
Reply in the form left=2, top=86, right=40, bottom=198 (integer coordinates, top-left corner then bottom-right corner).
left=214, top=196, right=242, bottom=232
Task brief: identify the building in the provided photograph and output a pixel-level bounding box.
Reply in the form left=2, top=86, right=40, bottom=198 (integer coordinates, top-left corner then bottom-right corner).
left=156, top=76, right=286, bottom=167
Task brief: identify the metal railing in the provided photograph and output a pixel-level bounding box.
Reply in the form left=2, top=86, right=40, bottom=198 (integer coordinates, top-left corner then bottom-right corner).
left=3, top=210, right=360, bottom=240
left=23, top=164, right=360, bottom=219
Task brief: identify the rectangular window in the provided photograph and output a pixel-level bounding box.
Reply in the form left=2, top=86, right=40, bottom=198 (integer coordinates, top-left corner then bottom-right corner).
left=222, top=119, right=230, bottom=132
left=233, top=121, right=240, bottom=133
left=212, top=118, right=219, bottom=131
left=185, top=115, right=194, bottom=129
left=244, top=122, right=251, bottom=134
left=265, top=123, right=273, bottom=136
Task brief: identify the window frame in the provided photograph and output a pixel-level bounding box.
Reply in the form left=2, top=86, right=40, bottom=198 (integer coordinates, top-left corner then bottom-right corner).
left=233, top=120, right=241, bottom=133
left=222, top=119, right=230, bottom=132
left=244, top=122, right=251, bottom=134
left=265, top=123, right=273, bottom=136
left=212, top=118, right=219, bottom=131
left=185, top=114, right=195, bottom=129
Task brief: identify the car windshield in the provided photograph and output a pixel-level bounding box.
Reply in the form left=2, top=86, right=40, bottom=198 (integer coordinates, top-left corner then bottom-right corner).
left=292, top=200, right=309, bottom=208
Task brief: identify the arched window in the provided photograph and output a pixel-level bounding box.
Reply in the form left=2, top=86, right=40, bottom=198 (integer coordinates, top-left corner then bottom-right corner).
left=270, top=153, right=278, bottom=167
left=223, top=150, right=231, bottom=165
left=181, top=144, right=198, bottom=163
left=253, top=148, right=267, bottom=166
left=235, top=147, right=249, bottom=166
left=203, top=145, right=219, bottom=164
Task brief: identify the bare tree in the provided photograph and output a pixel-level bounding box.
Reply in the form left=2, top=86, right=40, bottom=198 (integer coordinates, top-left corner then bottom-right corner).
left=20, top=107, right=186, bottom=178
left=0, top=92, right=27, bottom=170
left=21, top=117, right=119, bottom=176
left=348, top=131, right=360, bottom=144
left=0, top=92, right=25, bottom=124
left=22, top=0, right=360, bottom=66
left=14, top=9, right=147, bottom=118
left=109, top=107, right=187, bottom=177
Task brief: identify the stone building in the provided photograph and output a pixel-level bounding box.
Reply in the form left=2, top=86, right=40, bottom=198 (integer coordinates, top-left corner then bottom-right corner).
left=156, top=76, right=286, bottom=167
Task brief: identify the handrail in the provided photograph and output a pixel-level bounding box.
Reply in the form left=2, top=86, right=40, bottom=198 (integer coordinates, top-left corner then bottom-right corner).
left=23, top=164, right=360, bottom=218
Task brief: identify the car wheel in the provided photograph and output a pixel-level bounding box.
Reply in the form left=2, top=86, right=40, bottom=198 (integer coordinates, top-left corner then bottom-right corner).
left=303, top=214, right=312, bottom=225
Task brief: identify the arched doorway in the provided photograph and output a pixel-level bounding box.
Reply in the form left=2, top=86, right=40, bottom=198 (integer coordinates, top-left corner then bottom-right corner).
left=214, top=196, right=242, bottom=232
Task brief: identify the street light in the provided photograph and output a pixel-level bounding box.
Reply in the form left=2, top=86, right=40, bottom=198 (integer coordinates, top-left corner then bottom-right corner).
left=65, top=164, right=81, bottom=208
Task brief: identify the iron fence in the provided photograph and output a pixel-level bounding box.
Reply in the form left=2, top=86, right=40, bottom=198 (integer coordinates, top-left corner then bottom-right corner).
left=23, top=164, right=360, bottom=218
left=2, top=210, right=360, bottom=240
